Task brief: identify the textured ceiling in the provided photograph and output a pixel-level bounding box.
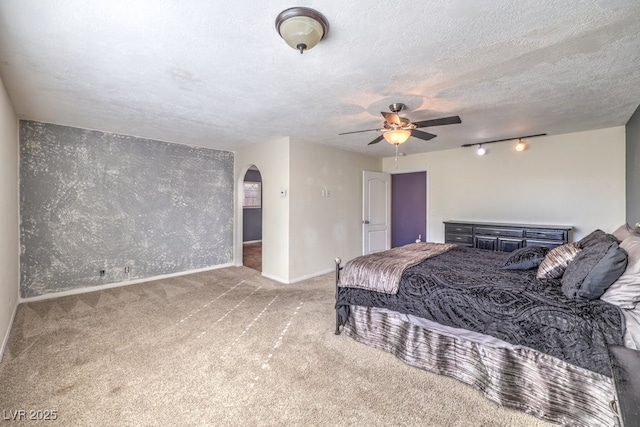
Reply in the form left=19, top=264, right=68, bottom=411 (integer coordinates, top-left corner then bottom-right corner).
left=1, top=0, right=639, bottom=157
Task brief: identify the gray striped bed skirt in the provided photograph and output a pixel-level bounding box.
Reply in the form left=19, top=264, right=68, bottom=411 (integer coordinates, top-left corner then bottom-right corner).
left=344, top=304, right=617, bottom=427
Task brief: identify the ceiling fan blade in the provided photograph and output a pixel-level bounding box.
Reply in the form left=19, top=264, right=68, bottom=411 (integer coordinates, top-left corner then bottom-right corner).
left=381, top=112, right=401, bottom=125
left=338, top=128, right=381, bottom=135
left=411, top=130, right=437, bottom=141
left=412, top=115, right=462, bottom=128
left=367, top=135, right=385, bottom=145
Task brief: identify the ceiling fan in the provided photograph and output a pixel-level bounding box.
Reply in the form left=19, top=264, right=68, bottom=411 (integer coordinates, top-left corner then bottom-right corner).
left=339, top=103, right=461, bottom=146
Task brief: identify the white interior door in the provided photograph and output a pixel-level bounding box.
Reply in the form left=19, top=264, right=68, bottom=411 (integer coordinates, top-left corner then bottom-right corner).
left=363, top=171, right=391, bottom=255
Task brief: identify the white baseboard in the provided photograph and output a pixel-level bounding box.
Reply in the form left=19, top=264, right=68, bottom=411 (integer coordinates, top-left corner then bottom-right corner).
left=0, top=300, right=19, bottom=363
left=261, top=268, right=334, bottom=285
left=289, top=268, right=334, bottom=284
left=19, top=262, right=235, bottom=303
left=260, top=272, right=287, bottom=284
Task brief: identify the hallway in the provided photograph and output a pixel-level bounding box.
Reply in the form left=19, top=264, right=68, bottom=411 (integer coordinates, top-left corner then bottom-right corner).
left=242, top=242, right=262, bottom=272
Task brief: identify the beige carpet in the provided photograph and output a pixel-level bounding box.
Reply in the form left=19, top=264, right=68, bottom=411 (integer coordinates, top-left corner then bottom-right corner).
left=0, top=267, right=554, bottom=426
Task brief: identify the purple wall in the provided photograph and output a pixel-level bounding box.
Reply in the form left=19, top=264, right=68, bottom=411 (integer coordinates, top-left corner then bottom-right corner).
left=391, top=172, right=426, bottom=248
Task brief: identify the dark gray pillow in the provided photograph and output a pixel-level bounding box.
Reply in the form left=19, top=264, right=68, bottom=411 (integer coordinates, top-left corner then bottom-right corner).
left=577, top=229, right=618, bottom=249
left=561, top=241, right=628, bottom=301
left=501, top=246, right=549, bottom=270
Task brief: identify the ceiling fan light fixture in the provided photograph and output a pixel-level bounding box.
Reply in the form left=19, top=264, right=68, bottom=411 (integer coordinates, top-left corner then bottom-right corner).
left=275, top=7, right=329, bottom=54
left=383, top=129, right=411, bottom=145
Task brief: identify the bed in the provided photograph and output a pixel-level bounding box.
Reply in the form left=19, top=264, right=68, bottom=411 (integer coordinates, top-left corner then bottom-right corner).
left=334, top=227, right=640, bottom=427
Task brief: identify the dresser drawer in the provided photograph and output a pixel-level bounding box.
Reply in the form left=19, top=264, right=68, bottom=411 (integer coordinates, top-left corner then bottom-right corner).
left=525, top=229, right=567, bottom=242
left=474, top=227, right=523, bottom=238
left=445, top=234, right=473, bottom=244
left=525, top=240, right=564, bottom=249
left=445, top=224, right=473, bottom=235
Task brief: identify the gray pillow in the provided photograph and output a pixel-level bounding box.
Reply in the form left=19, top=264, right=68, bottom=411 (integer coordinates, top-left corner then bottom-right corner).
left=500, top=246, right=549, bottom=270
left=577, top=229, right=618, bottom=249
left=561, top=241, right=628, bottom=301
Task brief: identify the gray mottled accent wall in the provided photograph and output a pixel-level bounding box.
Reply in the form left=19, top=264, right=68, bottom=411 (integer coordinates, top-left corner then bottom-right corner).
left=627, top=104, right=640, bottom=227
left=20, top=121, right=234, bottom=298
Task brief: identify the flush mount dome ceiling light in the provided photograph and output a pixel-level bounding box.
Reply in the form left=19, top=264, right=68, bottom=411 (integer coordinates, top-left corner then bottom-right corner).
left=275, top=7, right=329, bottom=54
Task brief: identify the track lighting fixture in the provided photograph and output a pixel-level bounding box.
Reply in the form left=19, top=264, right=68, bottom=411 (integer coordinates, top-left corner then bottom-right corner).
left=462, top=133, right=546, bottom=155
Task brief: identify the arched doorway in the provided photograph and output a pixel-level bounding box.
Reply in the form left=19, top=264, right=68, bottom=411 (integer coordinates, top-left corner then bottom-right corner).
left=242, top=165, right=262, bottom=271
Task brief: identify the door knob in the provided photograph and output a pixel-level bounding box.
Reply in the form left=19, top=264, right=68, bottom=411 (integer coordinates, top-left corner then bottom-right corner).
left=363, top=220, right=370, bottom=224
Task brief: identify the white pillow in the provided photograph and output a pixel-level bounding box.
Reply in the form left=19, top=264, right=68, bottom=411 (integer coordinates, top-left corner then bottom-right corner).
left=612, top=224, right=633, bottom=242
left=601, top=235, right=640, bottom=308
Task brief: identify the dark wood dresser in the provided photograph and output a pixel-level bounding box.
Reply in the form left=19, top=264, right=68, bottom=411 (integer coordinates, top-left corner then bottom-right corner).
left=444, top=221, right=572, bottom=252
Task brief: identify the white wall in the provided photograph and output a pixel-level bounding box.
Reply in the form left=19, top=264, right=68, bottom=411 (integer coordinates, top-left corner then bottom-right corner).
left=235, top=138, right=290, bottom=282
left=383, top=127, right=626, bottom=242
left=289, top=140, right=381, bottom=281
left=0, top=75, right=19, bottom=359
left=236, top=138, right=381, bottom=283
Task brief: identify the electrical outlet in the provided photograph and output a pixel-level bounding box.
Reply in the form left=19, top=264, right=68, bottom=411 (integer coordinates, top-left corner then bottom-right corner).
left=99, top=269, right=106, bottom=277
left=124, top=266, right=130, bottom=274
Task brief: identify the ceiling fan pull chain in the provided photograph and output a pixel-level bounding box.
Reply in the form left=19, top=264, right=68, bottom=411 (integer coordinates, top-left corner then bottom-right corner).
left=395, top=144, right=399, bottom=169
